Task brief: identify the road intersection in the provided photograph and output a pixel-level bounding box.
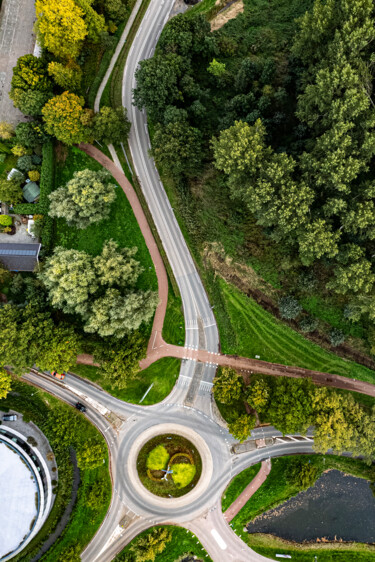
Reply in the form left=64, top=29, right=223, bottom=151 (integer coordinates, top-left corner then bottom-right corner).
left=19, top=0, right=372, bottom=560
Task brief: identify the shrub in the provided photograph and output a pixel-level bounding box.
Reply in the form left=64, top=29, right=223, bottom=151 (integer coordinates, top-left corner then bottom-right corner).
left=11, top=144, right=30, bottom=157
left=279, top=295, right=302, bottom=320
left=0, top=215, right=12, bottom=227
left=171, top=463, right=196, bottom=488
left=17, top=155, right=34, bottom=173
left=146, top=445, right=170, bottom=470
left=299, top=316, right=318, bottom=333
left=28, top=170, right=40, bottom=182
left=330, top=328, right=345, bottom=347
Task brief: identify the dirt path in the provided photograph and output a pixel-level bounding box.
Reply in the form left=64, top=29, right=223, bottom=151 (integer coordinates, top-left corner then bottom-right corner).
left=78, top=143, right=169, bottom=358
left=224, top=459, right=271, bottom=523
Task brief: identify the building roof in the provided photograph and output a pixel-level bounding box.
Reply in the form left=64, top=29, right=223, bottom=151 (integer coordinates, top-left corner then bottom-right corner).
left=22, top=182, right=40, bottom=203
left=0, top=243, right=41, bottom=271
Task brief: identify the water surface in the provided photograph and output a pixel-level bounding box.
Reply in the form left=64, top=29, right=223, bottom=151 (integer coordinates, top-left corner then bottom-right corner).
left=247, top=469, right=375, bottom=543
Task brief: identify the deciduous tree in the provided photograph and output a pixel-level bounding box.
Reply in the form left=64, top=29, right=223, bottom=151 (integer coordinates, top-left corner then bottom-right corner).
left=213, top=367, right=243, bottom=404
left=47, top=61, right=82, bottom=92
left=48, top=168, right=116, bottom=228
left=92, top=106, right=131, bottom=145
left=0, top=368, right=12, bottom=399
left=130, top=528, right=172, bottom=562
left=228, top=414, right=255, bottom=442
left=42, top=92, right=91, bottom=145
left=0, top=178, right=23, bottom=205
left=35, top=0, right=87, bottom=59
left=10, top=88, right=52, bottom=116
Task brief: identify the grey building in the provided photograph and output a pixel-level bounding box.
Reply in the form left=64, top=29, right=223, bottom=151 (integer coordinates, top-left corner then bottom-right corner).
left=0, top=243, right=41, bottom=271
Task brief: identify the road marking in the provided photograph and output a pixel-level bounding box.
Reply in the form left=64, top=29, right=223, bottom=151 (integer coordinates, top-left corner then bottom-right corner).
left=210, top=529, right=227, bottom=550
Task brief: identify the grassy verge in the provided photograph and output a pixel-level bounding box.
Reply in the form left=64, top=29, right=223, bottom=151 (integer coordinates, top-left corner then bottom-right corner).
left=100, top=0, right=152, bottom=109
left=1, top=380, right=111, bottom=560
left=229, top=455, right=375, bottom=560
left=73, top=357, right=181, bottom=404
left=114, top=525, right=212, bottom=561
left=216, top=278, right=375, bottom=383
left=222, top=463, right=261, bottom=511
left=162, top=282, right=185, bottom=345
left=54, top=146, right=157, bottom=293
left=86, top=19, right=127, bottom=109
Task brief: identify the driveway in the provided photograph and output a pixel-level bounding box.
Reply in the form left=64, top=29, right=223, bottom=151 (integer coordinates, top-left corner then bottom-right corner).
left=0, top=0, right=36, bottom=124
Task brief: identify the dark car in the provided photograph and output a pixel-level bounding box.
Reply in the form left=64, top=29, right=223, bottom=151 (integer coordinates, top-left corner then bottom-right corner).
left=75, top=402, right=86, bottom=413
left=3, top=414, right=18, bottom=421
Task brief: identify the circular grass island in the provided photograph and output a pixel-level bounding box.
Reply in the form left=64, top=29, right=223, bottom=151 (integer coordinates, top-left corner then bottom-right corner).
left=137, top=434, right=202, bottom=498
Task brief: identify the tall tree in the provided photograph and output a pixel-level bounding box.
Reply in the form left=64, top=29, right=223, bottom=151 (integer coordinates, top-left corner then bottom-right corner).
left=42, top=92, right=91, bottom=145
left=47, top=61, right=82, bottom=92
left=84, top=288, right=158, bottom=338
left=92, top=106, right=131, bottom=145
left=130, top=528, right=172, bottom=562
left=11, top=55, right=52, bottom=92
left=38, top=247, right=98, bottom=315
left=0, top=368, right=12, bottom=399
left=48, top=168, right=116, bottom=228
left=35, top=0, right=87, bottom=59
left=267, top=378, right=315, bottom=434
left=228, top=414, right=256, bottom=442
left=213, top=367, right=243, bottom=404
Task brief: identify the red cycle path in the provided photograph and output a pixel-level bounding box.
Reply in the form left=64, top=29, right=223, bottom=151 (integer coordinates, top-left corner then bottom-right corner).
left=76, top=144, right=375, bottom=399
left=224, top=460, right=271, bottom=523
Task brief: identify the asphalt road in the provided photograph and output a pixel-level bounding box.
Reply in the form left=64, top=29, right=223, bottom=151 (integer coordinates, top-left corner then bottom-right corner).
left=22, top=370, right=315, bottom=562
left=14, top=2, right=333, bottom=561
left=122, top=0, right=220, bottom=412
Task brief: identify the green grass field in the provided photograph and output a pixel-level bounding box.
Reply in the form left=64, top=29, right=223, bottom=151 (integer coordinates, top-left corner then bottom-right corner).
left=114, top=525, right=212, bottom=561
left=73, top=357, right=180, bottom=404
left=222, top=463, right=261, bottom=511
left=229, top=455, right=375, bottom=561
left=217, top=278, right=375, bottom=383
left=54, top=146, right=157, bottom=293
left=162, top=282, right=185, bottom=345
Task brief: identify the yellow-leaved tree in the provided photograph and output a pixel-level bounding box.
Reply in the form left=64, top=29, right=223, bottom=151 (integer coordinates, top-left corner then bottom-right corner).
left=42, top=92, right=91, bottom=145
left=35, top=0, right=87, bottom=59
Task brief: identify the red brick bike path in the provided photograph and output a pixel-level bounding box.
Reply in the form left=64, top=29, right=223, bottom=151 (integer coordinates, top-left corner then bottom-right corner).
left=78, top=143, right=168, bottom=358
left=75, top=144, right=375, bottom=400
left=224, top=460, right=271, bottom=523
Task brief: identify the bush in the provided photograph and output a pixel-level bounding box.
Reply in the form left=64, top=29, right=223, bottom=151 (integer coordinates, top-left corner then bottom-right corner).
left=171, top=463, right=196, bottom=488
left=146, top=445, right=170, bottom=470
left=330, top=328, right=345, bottom=347
left=17, top=154, right=34, bottom=173
left=29, top=170, right=40, bottom=182
left=299, top=316, right=318, bottom=333
left=279, top=295, right=302, bottom=320
left=0, top=215, right=12, bottom=227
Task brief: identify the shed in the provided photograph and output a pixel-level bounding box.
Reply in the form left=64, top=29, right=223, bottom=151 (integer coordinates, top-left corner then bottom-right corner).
left=0, top=243, right=41, bottom=271
left=22, top=182, right=40, bottom=203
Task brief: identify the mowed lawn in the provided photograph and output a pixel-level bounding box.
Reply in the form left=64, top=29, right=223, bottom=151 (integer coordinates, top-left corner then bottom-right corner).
left=53, top=146, right=157, bottom=292
left=73, top=357, right=180, bottom=405
left=217, top=278, right=375, bottom=383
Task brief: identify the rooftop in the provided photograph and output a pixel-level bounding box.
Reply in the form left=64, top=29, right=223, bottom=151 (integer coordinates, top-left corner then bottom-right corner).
left=0, top=242, right=41, bottom=271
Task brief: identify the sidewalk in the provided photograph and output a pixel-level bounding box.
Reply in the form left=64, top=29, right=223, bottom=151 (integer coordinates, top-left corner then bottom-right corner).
left=224, top=459, right=271, bottom=523
left=0, top=0, right=36, bottom=124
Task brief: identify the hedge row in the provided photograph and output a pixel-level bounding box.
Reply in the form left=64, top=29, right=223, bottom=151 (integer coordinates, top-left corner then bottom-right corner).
left=13, top=141, right=55, bottom=253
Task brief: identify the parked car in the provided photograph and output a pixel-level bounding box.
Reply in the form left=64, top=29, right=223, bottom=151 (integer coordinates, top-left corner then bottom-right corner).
left=75, top=402, right=86, bottom=413
left=3, top=414, right=17, bottom=421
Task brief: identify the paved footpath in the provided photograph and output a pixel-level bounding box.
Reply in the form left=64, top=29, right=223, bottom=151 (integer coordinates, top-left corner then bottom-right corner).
left=0, top=0, right=36, bottom=124
left=224, top=459, right=271, bottom=523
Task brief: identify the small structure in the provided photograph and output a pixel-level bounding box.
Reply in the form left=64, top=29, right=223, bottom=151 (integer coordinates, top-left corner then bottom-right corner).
left=0, top=242, right=41, bottom=271
left=7, top=168, right=22, bottom=181
left=22, top=182, right=40, bottom=203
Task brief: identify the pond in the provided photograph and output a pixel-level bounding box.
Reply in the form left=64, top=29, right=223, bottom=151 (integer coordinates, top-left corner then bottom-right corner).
left=246, top=469, right=375, bottom=543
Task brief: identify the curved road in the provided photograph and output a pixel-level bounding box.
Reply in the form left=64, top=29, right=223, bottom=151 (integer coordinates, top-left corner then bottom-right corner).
left=18, top=2, right=371, bottom=561
left=23, top=370, right=314, bottom=562
left=122, top=0, right=220, bottom=415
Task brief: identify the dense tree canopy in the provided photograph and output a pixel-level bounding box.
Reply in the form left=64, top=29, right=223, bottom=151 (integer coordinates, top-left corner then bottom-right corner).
left=0, top=303, right=81, bottom=375
left=42, top=92, right=91, bottom=145
left=39, top=244, right=158, bottom=338
left=92, top=106, right=131, bottom=145
left=48, top=168, right=117, bottom=228
left=35, top=0, right=87, bottom=59
left=213, top=367, right=243, bottom=404
left=0, top=368, right=12, bottom=399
